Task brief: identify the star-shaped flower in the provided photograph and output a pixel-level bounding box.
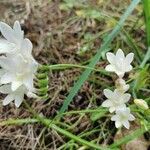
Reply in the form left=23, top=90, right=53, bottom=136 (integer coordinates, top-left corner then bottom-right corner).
left=0, top=84, right=37, bottom=107
left=111, top=107, right=135, bottom=129
left=102, top=89, right=131, bottom=113
left=0, top=54, right=38, bottom=91
left=0, top=21, right=38, bottom=107
left=105, top=49, right=134, bottom=78
left=0, top=21, right=24, bottom=54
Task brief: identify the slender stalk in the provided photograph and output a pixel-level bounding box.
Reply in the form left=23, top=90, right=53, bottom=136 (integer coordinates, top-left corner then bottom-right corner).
left=39, top=64, right=109, bottom=76
left=23, top=102, right=111, bottom=150
left=0, top=118, right=37, bottom=126
left=62, top=108, right=108, bottom=115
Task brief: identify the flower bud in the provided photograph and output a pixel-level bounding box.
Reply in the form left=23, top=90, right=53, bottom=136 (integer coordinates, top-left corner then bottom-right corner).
left=134, top=99, right=149, bottom=110
left=115, top=78, right=129, bottom=93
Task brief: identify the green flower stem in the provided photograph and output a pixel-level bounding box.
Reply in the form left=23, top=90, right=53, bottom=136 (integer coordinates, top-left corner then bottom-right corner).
left=0, top=117, right=110, bottom=150
left=61, top=108, right=108, bottom=115
left=23, top=102, right=110, bottom=150
left=39, top=64, right=110, bottom=76
left=0, top=118, right=37, bottom=126
left=49, top=123, right=109, bottom=150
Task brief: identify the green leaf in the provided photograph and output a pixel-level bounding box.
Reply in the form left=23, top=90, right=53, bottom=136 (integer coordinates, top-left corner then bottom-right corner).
left=59, top=0, right=141, bottom=114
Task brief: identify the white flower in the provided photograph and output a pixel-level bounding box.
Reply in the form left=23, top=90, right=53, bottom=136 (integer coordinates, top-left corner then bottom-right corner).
left=102, top=89, right=131, bottom=113
left=115, top=78, right=129, bottom=93
left=105, top=49, right=134, bottom=78
left=0, top=84, right=37, bottom=107
left=111, top=107, right=135, bottom=129
left=0, top=21, right=35, bottom=59
left=0, top=21, right=24, bottom=54
left=0, top=21, right=38, bottom=91
left=0, top=21, right=38, bottom=107
left=0, top=54, right=38, bottom=91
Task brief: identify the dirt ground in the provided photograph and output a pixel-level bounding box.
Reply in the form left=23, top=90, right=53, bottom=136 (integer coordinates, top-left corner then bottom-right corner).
left=0, top=0, right=149, bottom=150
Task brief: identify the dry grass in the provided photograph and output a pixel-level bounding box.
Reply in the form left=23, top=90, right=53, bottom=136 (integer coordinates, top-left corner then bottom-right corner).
left=0, top=0, right=149, bottom=149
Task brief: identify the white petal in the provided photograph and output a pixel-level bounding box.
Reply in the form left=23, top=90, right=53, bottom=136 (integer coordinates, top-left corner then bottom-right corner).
left=0, top=56, right=13, bottom=70
left=102, top=100, right=112, bottom=107
left=116, top=49, right=125, bottom=59
left=0, top=73, right=13, bottom=84
left=123, top=93, right=131, bottom=103
left=125, top=53, right=134, bottom=64
left=23, top=76, right=34, bottom=91
left=14, top=94, right=24, bottom=107
left=106, top=52, right=115, bottom=64
left=0, top=22, right=15, bottom=43
left=103, top=89, right=113, bottom=99
left=0, top=39, right=16, bottom=53
left=27, top=92, right=38, bottom=98
left=117, top=104, right=127, bottom=110
left=0, top=84, right=12, bottom=94
left=13, top=21, right=24, bottom=45
left=111, top=115, right=118, bottom=121
left=123, top=121, right=130, bottom=129
left=124, top=85, right=130, bottom=92
left=109, top=107, right=115, bottom=113
left=129, top=114, right=135, bottom=121
left=115, top=121, right=122, bottom=128
left=11, top=81, right=22, bottom=91
left=3, top=94, right=14, bottom=106
left=13, top=21, right=23, bottom=36
left=105, top=64, right=115, bottom=72
left=0, top=69, right=5, bottom=76
left=125, top=64, right=133, bottom=72
left=21, top=38, right=32, bottom=56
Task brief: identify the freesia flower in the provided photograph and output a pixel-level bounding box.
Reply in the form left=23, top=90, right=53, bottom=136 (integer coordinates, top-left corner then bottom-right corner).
left=0, top=21, right=35, bottom=59
left=0, top=21, right=24, bottom=54
left=111, top=107, right=135, bottom=129
left=0, top=21, right=38, bottom=92
left=0, top=54, right=38, bottom=91
left=0, top=84, right=37, bottom=107
left=115, top=78, right=129, bottom=93
left=0, top=21, right=38, bottom=107
left=102, top=89, right=131, bottom=113
left=105, top=49, right=134, bottom=78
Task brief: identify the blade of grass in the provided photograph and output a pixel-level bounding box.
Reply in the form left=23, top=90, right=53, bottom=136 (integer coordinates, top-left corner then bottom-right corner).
left=46, top=64, right=109, bottom=76
left=132, top=0, right=150, bottom=95
left=141, top=0, right=150, bottom=67
left=143, top=0, right=150, bottom=46
left=0, top=118, right=110, bottom=150
left=59, top=0, right=141, bottom=114
left=23, top=102, right=112, bottom=150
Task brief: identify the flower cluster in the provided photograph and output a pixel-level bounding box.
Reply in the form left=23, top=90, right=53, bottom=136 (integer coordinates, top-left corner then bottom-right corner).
left=0, top=21, right=38, bottom=107
left=102, top=49, right=135, bottom=129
